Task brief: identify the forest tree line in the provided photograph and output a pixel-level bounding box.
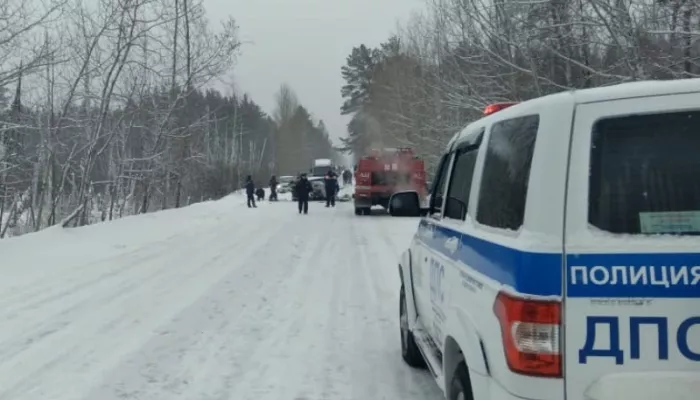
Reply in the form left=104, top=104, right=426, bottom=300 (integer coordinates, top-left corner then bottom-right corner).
left=339, top=0, right=700, bottom=172
left=0, top=0, right=340, bottom=238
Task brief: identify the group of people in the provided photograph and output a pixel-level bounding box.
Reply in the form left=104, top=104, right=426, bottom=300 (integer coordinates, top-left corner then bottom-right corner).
left=244, top=175, right=280, bottom=208
left=244, top=171, right=342, bottom=214
left=293, top=170, right=340, bottom=214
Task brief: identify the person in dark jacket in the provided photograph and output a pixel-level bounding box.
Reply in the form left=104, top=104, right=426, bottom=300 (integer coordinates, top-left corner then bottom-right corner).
left=343, top=169, right=352, bottom=185
left=269, top=175, right=278, bottom=201
left=255, top=187, right=265, bottom=201
left=324, top=171, right=340, bottom=207
left=294, top=174, right=313, bottom=214
left=245, top=175, right=256, bottom=208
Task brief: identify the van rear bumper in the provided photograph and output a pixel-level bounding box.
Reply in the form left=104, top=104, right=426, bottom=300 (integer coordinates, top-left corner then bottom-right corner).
left=489, top=385, right=548, bottom=400
left=470, top=374, right=559, bottom=400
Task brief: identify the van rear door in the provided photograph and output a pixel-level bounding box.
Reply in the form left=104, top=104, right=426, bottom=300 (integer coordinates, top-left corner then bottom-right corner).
left=564, top=93, right=700, bottom=400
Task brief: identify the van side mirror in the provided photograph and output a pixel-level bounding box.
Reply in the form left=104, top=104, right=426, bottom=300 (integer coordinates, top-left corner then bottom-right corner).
left=388, top=191, right=423, bottom=217
left=444, top=197, right=467, bottom=220
left=429, top=194, right=442, bottom=216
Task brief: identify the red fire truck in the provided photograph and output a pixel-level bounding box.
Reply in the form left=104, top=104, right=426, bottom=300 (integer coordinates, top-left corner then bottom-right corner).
left=353, top=147, right=427, bottom=215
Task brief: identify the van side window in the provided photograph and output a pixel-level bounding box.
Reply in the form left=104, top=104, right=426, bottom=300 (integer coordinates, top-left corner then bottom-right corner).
left=444, top=148, right=478, bottom=220
left=476, top=115, right=539, bottom=230
left=589, top=110, right=700, bottom=235
left=429, top=154, right=451, bottom=216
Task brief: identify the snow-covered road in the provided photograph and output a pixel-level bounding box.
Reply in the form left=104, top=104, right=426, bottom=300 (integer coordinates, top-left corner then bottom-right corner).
left=0, top=194, right=442, bottom=400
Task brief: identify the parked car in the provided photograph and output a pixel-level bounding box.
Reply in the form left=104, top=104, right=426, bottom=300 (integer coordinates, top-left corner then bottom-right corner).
left=308, top=176, right=326, bottom=200
left=277, top=175, right=295, bottom=193
left=291, top=176, right=326, bottom=201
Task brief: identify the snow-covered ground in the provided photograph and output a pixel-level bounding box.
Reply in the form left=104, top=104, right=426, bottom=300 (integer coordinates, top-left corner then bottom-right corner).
left=0, top=191, right=442, bottom=399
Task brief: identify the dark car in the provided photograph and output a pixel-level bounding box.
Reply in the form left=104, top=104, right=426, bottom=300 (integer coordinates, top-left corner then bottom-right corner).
left=292, top=176, right=326, bottom=201
left=308, top=176, right=326, bottom=200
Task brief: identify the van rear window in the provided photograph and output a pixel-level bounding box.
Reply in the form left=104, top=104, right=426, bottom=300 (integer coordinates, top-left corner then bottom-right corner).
left=589, top=110, right=700, bottom=235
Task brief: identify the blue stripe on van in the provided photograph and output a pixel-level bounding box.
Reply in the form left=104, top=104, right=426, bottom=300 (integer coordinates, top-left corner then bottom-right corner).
left=417, top=219, right=700, bottom=299
left=418, top=219, right=563, bottom=297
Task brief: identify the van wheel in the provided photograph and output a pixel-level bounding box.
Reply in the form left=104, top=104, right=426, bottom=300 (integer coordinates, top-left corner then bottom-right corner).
left=400, top=285, right=425, bottom=368
left=449, top=362, right=474, bottom=400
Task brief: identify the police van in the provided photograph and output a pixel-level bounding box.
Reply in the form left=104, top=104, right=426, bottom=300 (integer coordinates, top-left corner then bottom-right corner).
left=388, top=79, right=700, bottom=400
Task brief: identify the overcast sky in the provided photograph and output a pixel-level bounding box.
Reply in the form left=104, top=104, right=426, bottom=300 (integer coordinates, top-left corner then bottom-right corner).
left=205, top=0, right=424, bottom=146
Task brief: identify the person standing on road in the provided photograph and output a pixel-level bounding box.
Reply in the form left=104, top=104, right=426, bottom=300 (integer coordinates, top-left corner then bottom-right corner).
left=269, top=175, right=278, bottom=201
left=245, top=175, right=257, bottom=208
left=324, top=171, right=339, bottom=208
left=294, top=174, right=313, bottom=214
left=343, top=169, right=352, bottom=185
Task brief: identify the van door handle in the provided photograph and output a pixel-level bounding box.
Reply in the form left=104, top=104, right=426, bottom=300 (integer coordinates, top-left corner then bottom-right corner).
left=444, top=237, right=459, bottom=253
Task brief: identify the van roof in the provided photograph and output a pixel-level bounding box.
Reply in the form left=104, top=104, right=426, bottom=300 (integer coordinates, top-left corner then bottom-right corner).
left=573, top=78, right=700, bottom=103
left=449, top=78, right=700, bottom=150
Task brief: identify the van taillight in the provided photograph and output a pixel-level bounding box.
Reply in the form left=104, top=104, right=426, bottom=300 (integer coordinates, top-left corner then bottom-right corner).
left=493, top=291, right=561, bottom=378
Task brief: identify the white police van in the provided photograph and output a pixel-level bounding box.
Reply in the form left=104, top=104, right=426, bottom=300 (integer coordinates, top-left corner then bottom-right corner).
left=388, top=79, right=700, bottom=400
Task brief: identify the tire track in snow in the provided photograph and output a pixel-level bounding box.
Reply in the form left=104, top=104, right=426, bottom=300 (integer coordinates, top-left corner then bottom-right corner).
left=218, top=209, right=340, bottom=399
left=0, top=216, right=267, bottom=400
left=191, top=216, right=332, bottom=400
left=0, top=224, right=238, bottom=363
left=0, top=201, right=442, bottom=400
left=346, top=208, right=440, bottom=400
left=274, top=211, right=351, bottom=400
left=0, top=224, right=217, bottom=322
left=77, top=209, right=314, bottom=400
left=312, top=236, right=354, bottom=400
left=346, top=213, right=384, bottom=399
left=0, top=228, right=199, bottom=309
